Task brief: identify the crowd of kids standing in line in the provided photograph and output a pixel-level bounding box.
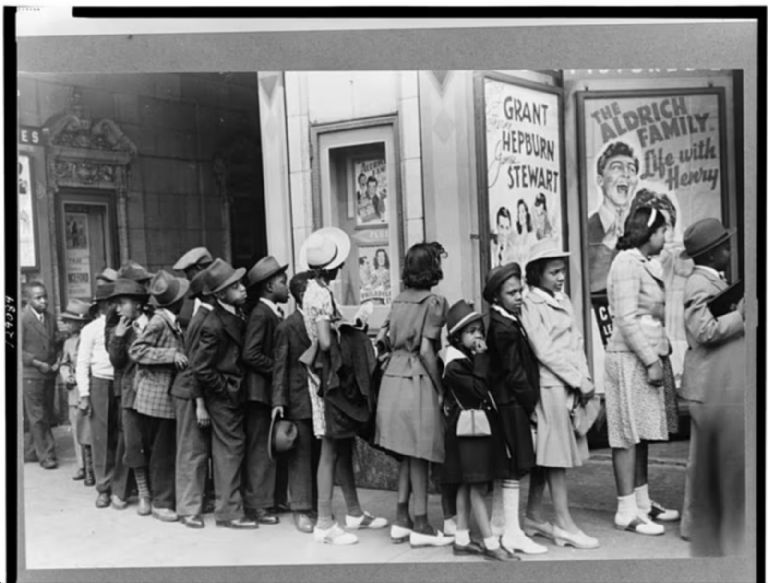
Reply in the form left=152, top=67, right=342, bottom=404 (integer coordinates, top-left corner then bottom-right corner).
left=21, top=200, right=745, bottom=559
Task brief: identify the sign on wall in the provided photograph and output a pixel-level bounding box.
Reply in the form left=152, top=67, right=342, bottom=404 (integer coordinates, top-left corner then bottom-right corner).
left=353, top=158, right=388, bottom=226
left=482, top=75, right=566, bottom=270
left=19, top=155, right=38, bottom=270
left=577, top=88, right=727, bottom=385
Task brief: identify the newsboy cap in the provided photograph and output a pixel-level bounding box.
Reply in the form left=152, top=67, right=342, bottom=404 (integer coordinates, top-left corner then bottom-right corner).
left=173, top=247, right=213, bottom=271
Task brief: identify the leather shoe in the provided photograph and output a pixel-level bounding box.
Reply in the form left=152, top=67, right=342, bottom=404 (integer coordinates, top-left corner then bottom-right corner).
left=252, top=508, right=280, bottom=525
left=137, top=497, right=152, bottom=516
left=216, top=517, right=259, bottom=529
left=111, top=495, right=128, bottom=510
left=40, top=459, right=58, bottom=470
left=72, top=468, right=86, bottom=481
left=453, top=540, right=484, bottom=556
left=294, top=512, right=316, bottom=534
left=483, top=545, right=520, bottom=562
left=203, top=498, right=216, bottom=514
left=152, top=507, right=179, bottom=522
left=181, top=515, right=205, bottom=529
left=95, top=492, right=111, bottom=508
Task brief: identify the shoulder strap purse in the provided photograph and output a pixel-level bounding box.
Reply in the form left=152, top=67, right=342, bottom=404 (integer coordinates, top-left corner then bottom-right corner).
left=452, top=388, right=494, bottom=437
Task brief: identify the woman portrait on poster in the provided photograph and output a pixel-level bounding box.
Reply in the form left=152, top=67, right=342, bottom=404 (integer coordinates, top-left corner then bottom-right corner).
left=509, top=199, right=533, bottom=267
left=371, top=248, right=391, bottom=293
left=532, top=192, right=554, bottom=241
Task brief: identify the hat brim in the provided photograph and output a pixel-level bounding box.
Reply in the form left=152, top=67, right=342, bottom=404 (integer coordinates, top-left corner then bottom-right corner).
left=248, top=263, right=289, bottom=287
left=108, top=291, right=149, bottom=301
left=525, top=250, right=571, bottom=268
left=61, top=313, right=88, bottom=321
left=152, top=278, right=191, bottom=307
left=448, top=311, right=484, bottom=337
left=680, top=228, right=735, bottom=259
left=298, top=227, right=351, bottom=271
left=211, top=267, right=246, bottom=294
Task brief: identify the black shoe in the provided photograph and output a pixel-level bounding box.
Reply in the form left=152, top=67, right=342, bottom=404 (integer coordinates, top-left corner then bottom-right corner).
left=453, top=541, right=484, bottom=556
left=203, top=499, right=216, bottom=514
left=84, top=474, right=96, bottom=487
left=95, top=492, right=111, bottom=508
left=272, top=502, right=291, bottom=514
left=216, top=517, right=259, bottom=529
left=252, top=508, right=280, bottom=525
left=40, top=459, right=58, bottom=470
left=72, top=468, right=86, bottom=481
left=483, top=546, right=520, bottom=562
left=181, top=515, right=205, bottom=529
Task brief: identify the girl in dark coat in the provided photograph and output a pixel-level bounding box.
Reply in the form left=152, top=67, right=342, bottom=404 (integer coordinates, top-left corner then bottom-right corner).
left=442, top=300, right=517, bottom=562
left=483, top=262, right=548, bottom=555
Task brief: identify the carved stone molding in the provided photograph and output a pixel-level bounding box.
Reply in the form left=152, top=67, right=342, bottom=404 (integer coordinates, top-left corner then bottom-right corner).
left=43, top=87, right=138, bottom=264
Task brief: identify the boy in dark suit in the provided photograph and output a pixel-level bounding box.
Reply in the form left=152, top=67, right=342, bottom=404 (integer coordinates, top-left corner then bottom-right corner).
left=21, top=281, right=60, bottom=468
left=242, top=256, right=290, bottom=525
left=191, top=258, right=258, bottom=529
left=271, top=271, right=320, bottom=533
left=173, top=246, right=214, bottom=331
left=170, top=268, right=214, bottom=528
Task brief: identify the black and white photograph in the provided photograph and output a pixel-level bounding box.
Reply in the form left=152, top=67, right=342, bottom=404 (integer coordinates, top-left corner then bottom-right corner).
left=6, top=7, right=762, bottom=583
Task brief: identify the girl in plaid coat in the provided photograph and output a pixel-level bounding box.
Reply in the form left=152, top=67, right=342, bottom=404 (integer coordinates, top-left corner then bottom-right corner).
left=128, top=270, right=190, bottom=522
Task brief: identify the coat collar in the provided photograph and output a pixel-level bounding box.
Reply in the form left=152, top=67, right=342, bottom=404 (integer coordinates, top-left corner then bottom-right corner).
left=692, top=265, right=728, bottom=288
left=526, top=285, right=568, bottom=311
left=625, top=248, right=664, bottom=284
left=23, top=304, right=48, bottom=334
left=397, top=288, right=433, bottom=304
left=214, top=303, right=244, bottom=345
left=154, top=308, right=183, bottom=336
left=442, top=345, right=468, bottom=374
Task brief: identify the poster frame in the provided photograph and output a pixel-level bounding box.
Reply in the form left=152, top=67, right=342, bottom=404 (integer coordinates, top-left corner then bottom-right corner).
left=18, top=154, right=40, bottom=272
left=575, top=87, right=730, bottom=373
left=474, top=71, right=568, bottom=302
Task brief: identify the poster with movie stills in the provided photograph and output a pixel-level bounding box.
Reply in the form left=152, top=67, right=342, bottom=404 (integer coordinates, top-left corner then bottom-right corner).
left=354, top=158, right=388, bottom=226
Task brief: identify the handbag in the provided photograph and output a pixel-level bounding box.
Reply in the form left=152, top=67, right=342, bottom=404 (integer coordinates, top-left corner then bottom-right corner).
left=452, top=390, right=495, bottom=437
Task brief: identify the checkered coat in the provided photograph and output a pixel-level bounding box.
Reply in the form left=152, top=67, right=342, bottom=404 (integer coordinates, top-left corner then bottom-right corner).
left=129, top=309, right=184, bottom=419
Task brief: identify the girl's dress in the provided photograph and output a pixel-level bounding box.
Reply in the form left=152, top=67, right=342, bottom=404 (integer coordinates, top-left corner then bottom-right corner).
left=604, top=249, right=672, bottom=448
left=486, top=305, right=539, bottom=478
left=520, top=287, right=591, bottom=468
left=374, top=289, right=448, bottom=463
left=441, top=346, right=508, bottom=484
left=302, top=277, right=340, bottom=438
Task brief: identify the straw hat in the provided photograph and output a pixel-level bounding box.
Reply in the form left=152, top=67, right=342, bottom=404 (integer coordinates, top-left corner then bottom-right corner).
left=298, top=227, right=351, bottom=271
left=525, top=238, right=570, bottom=268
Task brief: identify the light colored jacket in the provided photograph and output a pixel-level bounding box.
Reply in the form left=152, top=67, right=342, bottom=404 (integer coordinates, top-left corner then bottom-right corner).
left=521, top=286, right=591, bottom=389
left=606, top=249, right=670, bottom=367
left=680, top=266, right=745, bottom=403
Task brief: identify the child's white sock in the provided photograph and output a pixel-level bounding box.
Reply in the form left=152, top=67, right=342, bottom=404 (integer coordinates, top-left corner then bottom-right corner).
left=455, top=529, right=470, bottom=546
left=634, top=484, right=651, bottom=514
left=484, top=536, right=500, bottom=550
left=615, top=493, right=638, bottom=525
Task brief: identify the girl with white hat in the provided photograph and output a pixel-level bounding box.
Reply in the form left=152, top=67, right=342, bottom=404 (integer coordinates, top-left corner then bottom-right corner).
left=519, top=239, right=600, bottom=550
left=299, top=227, right=387, bottom=545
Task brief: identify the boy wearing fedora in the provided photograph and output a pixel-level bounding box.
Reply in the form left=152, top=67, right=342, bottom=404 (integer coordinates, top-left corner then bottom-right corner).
left=128, top=270, right=189, bottom=523
left=170, top=269, right=215, bottom=529
left=173, top=246, right=214, bottom=331
left=21, top=281, right=61, bottom=469
left=106, top=278, right=152, bottom=510
left=76, top=282, right=117, bottom=507
left=58, top=299, right=93, bottom=480
left=191, top=258, right=259, bottom=529
left=241, top=255, right=290, bottom=526
left=272, top=271, right=319, bottom=533
left=678, top=218, right=745, bottom=555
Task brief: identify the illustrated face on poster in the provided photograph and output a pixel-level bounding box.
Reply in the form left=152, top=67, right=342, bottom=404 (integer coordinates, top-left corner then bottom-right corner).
left=64, top=212, right=92, bottom=300
left=354, top=159, right=388, bottom=226
left=358, top=245, right=391, bottom=305
left=484, top=78, right=563, bottom=270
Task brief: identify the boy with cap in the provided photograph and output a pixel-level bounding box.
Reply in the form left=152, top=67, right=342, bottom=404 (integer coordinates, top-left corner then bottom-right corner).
left=128, top=271, right=189, bottom=522
left=58, top=299, right=93, bottom=482
left=173, top=246, right=214, bottom=331
left=241, top=256, right=290, bottom=526
left=678, top=218, right=745, bottom=555
left=170, top=268, right=214, bottom=529
left=106, top=278, right=151, bottom=510
left=76, top=282, right=117, bottom=507
left=191, top=258, right=258, bottom=529
left=272, top=271, right=319, bottom=533
left=21, top=281, right=60, bottom=469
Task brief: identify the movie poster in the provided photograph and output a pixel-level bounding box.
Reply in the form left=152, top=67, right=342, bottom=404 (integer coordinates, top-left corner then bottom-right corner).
left=358, top=245, right=392, bottom=305
left=64, top=212, right=92, bottom=300
left=354, top=158, right=388, bottom=226
left=484, top=77, right=564, bottom=270
left=19, top=155, right=36, bottom=269
left=579, top=89, right=725, bottom=388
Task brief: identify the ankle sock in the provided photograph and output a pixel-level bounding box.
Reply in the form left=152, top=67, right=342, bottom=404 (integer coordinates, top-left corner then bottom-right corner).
left=634, top=484, right=651, bottom=513
left=616, top=493, right=638, bottom=523
left=484, top=536, right=500, bottom=550
left=455, top=529, right=470, bottom=546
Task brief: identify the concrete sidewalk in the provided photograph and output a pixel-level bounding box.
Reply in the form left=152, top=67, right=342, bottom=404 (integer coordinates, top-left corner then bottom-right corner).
left=19, top=426, right=691, bottom=570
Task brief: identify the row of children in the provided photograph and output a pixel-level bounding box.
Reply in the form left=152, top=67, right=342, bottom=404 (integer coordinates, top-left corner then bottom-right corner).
left=21, top=210, right=743, bottom=558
